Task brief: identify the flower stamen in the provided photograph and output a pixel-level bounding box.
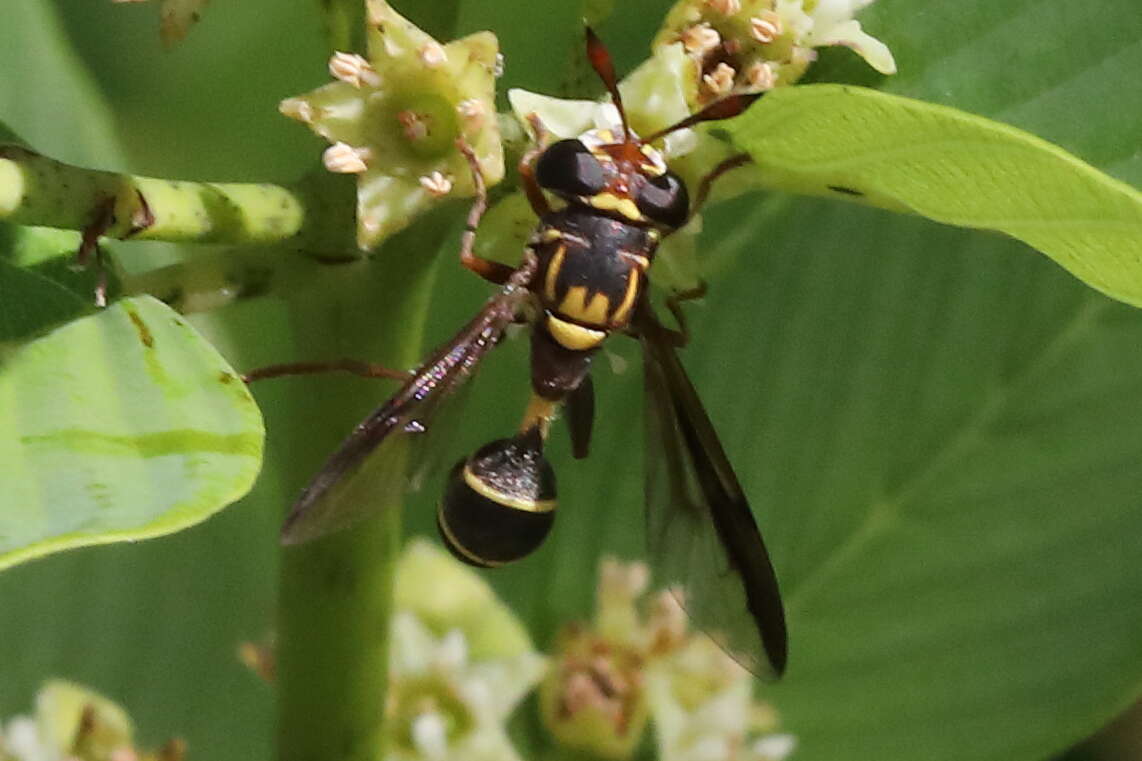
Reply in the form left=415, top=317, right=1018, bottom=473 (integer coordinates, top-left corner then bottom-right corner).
left=323, top=142, right=371, bottom=173
left=328, top=51, right=381, bottom=88
left=419, top=171, right=453, bottom=197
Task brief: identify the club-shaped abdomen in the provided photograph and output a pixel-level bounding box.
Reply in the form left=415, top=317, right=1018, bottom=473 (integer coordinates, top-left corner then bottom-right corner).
left=438, top=427, right=557, bottom=567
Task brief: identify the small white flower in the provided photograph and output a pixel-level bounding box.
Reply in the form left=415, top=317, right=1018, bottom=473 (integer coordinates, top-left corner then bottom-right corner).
left=279, top=0, right=503, bottom=248
left=2, top=717, right=47, bottom=761
left=656, top=0, right=895, bottom=106
left=778, top=0, right=896, bottom=74
left=410, top=712, right=449, bottom=761
left=753, top=733, right=798, bottom=760
left=387, top=542, right=546, bottom=761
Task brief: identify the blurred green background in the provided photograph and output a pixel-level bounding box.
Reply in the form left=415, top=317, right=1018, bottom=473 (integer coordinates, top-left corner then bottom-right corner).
left=1, top=1, right=1140, bottom=760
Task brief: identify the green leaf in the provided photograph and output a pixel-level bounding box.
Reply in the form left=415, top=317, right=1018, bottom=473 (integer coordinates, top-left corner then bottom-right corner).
left=0, top=255, right=91, bottom=344
left=722, top=84, right=1142, bottom=307
left=688, top=194, right=1142, bottom=761
left=0, top=296, right=264, bottom=571
left=1, top=0, right=125, bottom=165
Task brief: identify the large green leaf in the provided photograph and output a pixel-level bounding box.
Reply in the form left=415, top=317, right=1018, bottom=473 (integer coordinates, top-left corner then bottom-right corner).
left=0, top=296, right=264, bottom=570
left=722, top=85, right=1142, bottom=308
left=0, top=0, right=124, bottom=165
left=690, top=196, right=1142, bottom=761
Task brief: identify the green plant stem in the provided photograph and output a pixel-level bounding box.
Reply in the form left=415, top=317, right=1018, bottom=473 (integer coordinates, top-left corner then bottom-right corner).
left=320, top=0, right=367, bottom=53
left=0, top=145, right=308, bottom=245
left=277, top=504, right=402, bottom=761
left=274, top=215, right=447, bottom=761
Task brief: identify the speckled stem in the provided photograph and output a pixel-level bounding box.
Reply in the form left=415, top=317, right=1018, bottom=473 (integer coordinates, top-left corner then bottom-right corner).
left=0, top=144, right=307, bottom=245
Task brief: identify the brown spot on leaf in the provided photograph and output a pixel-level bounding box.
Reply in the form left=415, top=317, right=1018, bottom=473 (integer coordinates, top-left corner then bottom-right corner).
left=127, top=309, right=155, bottom=348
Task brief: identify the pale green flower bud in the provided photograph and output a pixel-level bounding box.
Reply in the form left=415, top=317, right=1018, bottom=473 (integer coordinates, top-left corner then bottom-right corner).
left=394, top=538, right=533, bottom=661
left=0, top=681, right=184, bottom=761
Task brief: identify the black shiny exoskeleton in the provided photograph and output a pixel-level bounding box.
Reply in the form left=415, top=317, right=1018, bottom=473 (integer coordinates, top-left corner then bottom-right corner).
left=266, top=29, right=787, bottom=680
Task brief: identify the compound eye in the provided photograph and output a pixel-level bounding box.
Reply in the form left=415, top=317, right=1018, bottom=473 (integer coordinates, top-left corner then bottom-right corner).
left=535, top=139, right=606, bottom=197
left=636, top=171, right=689, bottom=229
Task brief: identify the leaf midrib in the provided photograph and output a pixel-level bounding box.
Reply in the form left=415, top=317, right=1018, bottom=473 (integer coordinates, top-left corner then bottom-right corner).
left=784, top=294, right=1113, bottom=615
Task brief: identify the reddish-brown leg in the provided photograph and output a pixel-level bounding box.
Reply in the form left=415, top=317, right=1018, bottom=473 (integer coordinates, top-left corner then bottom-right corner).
left=685, top=153, right=752, bottom=228
left=518, top=113, right=553, bottom=217
left=455, top=138, right=516, bottom=285
left=78, top=197, right=117, bottom=307
left=661, top=282, right=709, bottom=348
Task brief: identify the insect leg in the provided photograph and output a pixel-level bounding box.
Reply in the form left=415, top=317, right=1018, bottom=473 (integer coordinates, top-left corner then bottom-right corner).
left=518, top=113, right=553, bottom=217
left=456, top=138, right=517, bottom=285
left=656, top=282, right=709, bottom=348
left=684, top=153, right=753, bottom=228
left=565, top=373, right=594, bottom=459
left=77, top=197, right=117, bottom=307
left=241, top=359, right=411, bottom=384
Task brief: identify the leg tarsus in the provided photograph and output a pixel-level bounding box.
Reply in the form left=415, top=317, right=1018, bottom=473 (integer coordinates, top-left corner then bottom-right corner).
left=662, top=281, right=708, bottom=348
left=685, top=153, right=752, bottom=228
left=456, top=137, right=515, bottom=285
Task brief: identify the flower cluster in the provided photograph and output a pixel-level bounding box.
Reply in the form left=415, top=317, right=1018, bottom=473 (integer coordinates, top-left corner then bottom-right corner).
left=383, top=540, right=546, bottom=761
left=655, top=0, right=896, bottom=106
left=0, top=681, right=183, bottom=761
left=541, top=557, right=796, bottom=761
left=280, top=0, right=503, bottom=249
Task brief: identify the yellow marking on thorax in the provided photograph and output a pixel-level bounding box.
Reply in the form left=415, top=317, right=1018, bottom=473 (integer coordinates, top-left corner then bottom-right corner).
left=540, top=228, right=563, bottom=243
left=610, top=270, right=642, bottom=327
left=639, top=144, right=667, bottom=176
left=559, top=285, right=611, bottom=326
left=543, top=244, right=567, bottom=303
left=546, top=313, right=607, bottom=351
left=588, top=192, right=643, bottom=223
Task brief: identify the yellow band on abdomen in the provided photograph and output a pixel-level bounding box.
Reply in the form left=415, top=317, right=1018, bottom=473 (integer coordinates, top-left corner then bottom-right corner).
left=545, top=313, right=607, bottom=351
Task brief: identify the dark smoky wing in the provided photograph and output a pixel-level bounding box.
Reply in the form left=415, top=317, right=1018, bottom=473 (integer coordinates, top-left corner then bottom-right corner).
left=280, top=277, right=533, bottom=545
left=640, top=317, right=787, bottom=680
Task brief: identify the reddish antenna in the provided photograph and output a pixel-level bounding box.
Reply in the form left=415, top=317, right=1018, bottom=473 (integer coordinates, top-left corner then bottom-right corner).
left=643, top=92, right=765, bottom=144
left=584, top=27, right=632, bottom=143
